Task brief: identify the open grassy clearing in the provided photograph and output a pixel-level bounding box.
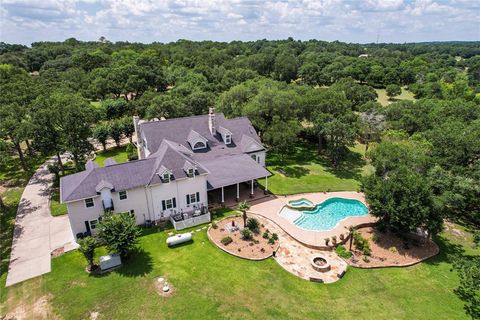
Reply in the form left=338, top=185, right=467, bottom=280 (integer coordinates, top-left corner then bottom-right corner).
left=2, top=208, right=477, bottom=319
left=94, top=146, right=129, bottom=166
left=258, top=142, right=373, bottom=195
left=376, top=87, right=416, bottom=106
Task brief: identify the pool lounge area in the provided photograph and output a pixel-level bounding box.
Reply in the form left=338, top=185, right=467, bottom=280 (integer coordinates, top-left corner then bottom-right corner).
left=249, top=192, right=377, bottom=248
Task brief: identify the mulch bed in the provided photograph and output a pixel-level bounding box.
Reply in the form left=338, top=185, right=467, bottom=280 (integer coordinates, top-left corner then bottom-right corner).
left=347, top=227, right=439, bottom=268
left=208, top=215, right=277, bottom=260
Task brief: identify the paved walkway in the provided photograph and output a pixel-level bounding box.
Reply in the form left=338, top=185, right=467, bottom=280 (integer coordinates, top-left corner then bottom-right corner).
left=6, top=157, right=77, bottom=287
left=253, top=214, right=347, bottom=283
left=249, top=192, right=377, bottom=248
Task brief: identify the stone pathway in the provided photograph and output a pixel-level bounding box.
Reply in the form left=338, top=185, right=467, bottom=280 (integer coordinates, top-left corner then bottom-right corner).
left=6, top=156, right=77, bottom=287
left=258, top=214, right=348, bottom=283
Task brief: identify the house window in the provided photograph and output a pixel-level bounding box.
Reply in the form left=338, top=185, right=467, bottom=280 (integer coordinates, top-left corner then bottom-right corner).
left=162, top=172, right=170, bottom=183
left=193, top=141, right=206, bottom=150
left=251, top=154, right=257, bottom=162
left=187, top=168, right=195, bottom=177
left=162, top=197, right=177, bottom=210
left=119, top=190, right=127, bottom=200
left=186, top=192, right=200, bottom=205
left=225, top=135, right=231, bottom=144
left=85, top=198, right=94, bottom=208
left=89, top=219, right=98, bottom=230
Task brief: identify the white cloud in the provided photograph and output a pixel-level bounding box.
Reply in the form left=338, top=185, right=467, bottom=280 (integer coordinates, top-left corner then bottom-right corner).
left=0, top=0, right=478, bottom=44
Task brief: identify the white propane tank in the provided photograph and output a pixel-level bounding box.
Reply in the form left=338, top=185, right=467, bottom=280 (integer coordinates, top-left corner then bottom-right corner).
left=166, top=233, right=192, bottom=246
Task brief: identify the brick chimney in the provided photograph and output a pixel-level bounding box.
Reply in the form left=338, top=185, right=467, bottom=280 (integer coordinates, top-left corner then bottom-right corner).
left=208, top=107, right=216, bottom=135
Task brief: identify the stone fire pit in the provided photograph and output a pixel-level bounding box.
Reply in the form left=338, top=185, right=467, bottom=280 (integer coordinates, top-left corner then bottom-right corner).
left=311, top=255, right=331, bottom=272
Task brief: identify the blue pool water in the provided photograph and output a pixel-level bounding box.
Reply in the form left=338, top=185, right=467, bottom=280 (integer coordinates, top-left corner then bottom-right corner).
left=292, top=198, right=368, bottom=231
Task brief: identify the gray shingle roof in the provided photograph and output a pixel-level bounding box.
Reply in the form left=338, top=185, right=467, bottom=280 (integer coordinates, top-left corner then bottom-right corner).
left=61, top=113, right=266, bottom=203
left=201, top=154, right=271, bottom=190
left=139, top=113, right=264, bottom=161
left=61, top=139, right=210, bottom=202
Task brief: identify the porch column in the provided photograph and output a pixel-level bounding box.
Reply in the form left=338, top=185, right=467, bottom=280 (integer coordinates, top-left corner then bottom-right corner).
left=264, top=175, right=268, bottom=195
left=236, top=183, right=240, bottom=202
left=221, top=186, right=225, bottom=207
left=250, top=179, right=254, bottom=198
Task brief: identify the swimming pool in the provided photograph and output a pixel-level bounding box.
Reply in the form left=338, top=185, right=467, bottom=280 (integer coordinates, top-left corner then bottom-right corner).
left=287, top=198, right=314, bottom=208
left=279, top=197, right=368, bottom=231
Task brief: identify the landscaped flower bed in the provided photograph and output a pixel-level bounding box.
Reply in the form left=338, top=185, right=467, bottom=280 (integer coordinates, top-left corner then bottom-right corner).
left=346, top=227, right=439, bottom=268
left=208, top=215, right=278, bottom=260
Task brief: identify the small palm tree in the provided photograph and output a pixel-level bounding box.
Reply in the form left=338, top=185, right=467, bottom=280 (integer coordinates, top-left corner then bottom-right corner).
left=346, top=225, right=358, bottom=251
left=324, top=237, right=330, bottom=246
left=238, top=201, right=251, bottom=228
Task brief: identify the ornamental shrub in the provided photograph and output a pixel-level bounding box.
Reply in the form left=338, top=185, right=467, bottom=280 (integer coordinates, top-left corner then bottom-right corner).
left=221, top=236, right=233, bottom=245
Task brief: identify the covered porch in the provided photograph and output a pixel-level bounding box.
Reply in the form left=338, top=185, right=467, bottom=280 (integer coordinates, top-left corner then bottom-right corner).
left=208, top=178, right=269, bottom=208
left=201, top=153, right=271, bottom=209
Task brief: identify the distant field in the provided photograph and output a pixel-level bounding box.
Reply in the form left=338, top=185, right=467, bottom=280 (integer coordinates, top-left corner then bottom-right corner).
left=376, top=87, right=416, bottom=106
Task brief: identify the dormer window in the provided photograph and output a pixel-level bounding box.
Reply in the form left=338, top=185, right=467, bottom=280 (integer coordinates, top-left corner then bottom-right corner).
left=162, top=172, right=170, bottom=183
left=187, top=130, right=208, bottom=150
left=193, top=141, right=206, bottom=150
left=218, top=126, right=232, bottom=145
left=187, top=168, right=195, bottom=177
left=158, top=166, right=173, bottom=183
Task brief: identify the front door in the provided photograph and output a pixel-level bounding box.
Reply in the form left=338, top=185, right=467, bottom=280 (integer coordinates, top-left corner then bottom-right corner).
left=84, top=221, right=91, bottom=234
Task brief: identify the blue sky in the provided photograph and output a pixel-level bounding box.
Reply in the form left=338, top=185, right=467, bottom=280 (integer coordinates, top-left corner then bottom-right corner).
left=1, top=0, right=479, bottom=45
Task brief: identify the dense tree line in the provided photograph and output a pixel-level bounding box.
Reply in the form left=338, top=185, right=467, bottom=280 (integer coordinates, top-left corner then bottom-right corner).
left=0, top=38, right=479, bottom=316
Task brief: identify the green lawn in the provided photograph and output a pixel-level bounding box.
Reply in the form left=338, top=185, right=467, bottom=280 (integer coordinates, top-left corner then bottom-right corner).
left=2, top=210, right=477, bottom=319
left=50, top=189, right=67, bottom=217
left=258, top=142, right=373, bottom=195
left=0, top=187, right=23, bottom=306
left=376, top=87, right=416, bottom=106
left=95, top=146, right=129, bottom=166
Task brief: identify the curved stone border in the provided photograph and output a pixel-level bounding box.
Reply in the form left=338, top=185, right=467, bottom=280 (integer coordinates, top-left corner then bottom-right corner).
left=207, top=215, right=280, bottom=261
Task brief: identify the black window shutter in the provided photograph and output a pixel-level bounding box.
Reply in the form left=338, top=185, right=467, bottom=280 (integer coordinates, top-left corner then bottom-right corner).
left=84, top=221, right=91, bottom=232
left=162, top=200, right=166, bottom=211
left=186, top=194, right=190, bottom=205
left=173, top=197, right=176, bottom=208
left=196, top=192, right=200, bottom=202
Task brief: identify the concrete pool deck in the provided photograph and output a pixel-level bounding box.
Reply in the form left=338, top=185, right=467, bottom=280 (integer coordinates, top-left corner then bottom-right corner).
left=249, top=192, right=377, bottom=249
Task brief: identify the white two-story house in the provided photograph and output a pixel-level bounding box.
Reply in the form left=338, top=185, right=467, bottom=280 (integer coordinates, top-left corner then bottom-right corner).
left=60, top=108, right=270, bottom=238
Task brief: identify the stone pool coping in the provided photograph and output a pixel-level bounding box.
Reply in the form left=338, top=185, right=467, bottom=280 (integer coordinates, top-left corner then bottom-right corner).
left=248, top=192, right=377, bottom=249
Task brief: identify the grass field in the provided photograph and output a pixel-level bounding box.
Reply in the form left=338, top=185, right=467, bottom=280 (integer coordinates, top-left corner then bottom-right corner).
left=2, top=208, right=478, bottom=319
left=50, top=189, right=67, bottom=217
left=94, top=146, right=129, bottom=166
left=376, top=87, right=416, bottom=106
left=258, top=142, right=373, bottom=195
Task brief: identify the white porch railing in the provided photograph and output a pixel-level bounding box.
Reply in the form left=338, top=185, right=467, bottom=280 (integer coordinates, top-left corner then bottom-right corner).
left=170, top=207, right=211, bottom=230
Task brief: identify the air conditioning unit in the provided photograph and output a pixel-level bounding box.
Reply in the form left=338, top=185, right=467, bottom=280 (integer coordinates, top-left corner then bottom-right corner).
left=99, top=254, right=122, bottom=272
